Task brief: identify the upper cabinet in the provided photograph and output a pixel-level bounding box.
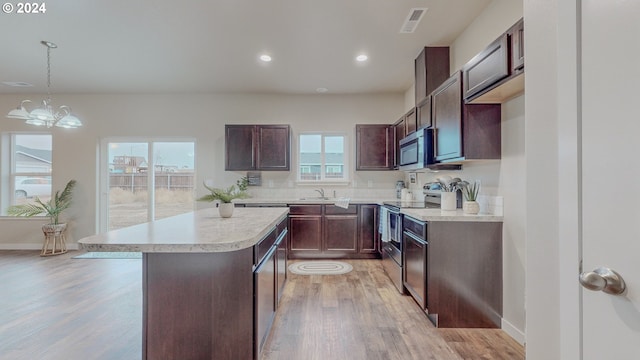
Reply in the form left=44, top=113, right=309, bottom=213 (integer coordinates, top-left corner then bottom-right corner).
left=416, top=97, right=432, bottom=130
left=414, top=47, right=451, bottom=106
left=355, top=124, right=394, bottom=171
left=432, top=71, right=501, bottom=163
left=463, top=18, right=525, bottom=104
left=405, top=107, right=417, bottom=135
left=393, top=116, right=406, bottom=169
left=225, top=125, right=291, bottom=171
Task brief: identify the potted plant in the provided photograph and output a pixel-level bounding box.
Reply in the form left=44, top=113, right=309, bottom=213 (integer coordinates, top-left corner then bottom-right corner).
left=197, top=177, right=249, bottom=218
left=459, top=180, right=481, bottom=215
left=7, top=179, right=77, bottom=256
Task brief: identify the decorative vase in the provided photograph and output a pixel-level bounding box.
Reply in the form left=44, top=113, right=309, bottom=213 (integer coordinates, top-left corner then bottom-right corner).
left=218, top=203, right=234, bottom=218
left=463, top=201, right=480, bottom=215
left=441, top=192, right=457, bottom=211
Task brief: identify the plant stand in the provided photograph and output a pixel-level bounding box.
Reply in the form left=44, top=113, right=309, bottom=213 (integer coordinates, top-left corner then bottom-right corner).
left=41, top=223, right=67, bottom=256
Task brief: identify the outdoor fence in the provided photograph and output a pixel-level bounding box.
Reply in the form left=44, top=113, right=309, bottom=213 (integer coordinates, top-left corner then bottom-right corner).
left=109, top=173, right=194, bottom=192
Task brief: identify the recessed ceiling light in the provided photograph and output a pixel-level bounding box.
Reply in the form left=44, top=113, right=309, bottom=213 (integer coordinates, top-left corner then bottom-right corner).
left=356, top=54, right=368, bottom=62
left=316, top=87, right=328, bottom=93
left=259, top=54, right=272, bottom=62
left=2, top=81, right=33, bottom=87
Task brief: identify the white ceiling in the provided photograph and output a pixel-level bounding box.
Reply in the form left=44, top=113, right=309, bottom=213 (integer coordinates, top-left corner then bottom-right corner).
left=0, top=0, right=491, bottom=95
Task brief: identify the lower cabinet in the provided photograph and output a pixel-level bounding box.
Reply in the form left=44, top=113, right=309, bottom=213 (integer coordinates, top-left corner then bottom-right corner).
left=288, top=204, right=379, bottom=259
left=403, top=217, right=427, bottom=310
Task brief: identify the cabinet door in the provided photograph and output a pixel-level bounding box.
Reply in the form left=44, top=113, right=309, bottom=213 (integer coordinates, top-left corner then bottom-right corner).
left=324, top=215, right=358, bottom=254
left=432, top=72, right=463, bottom=162
left=393, top=117, right=406, bottom=169
left=225, top=125, right=255, bottom=170
left=415, top=47, right=451, bottom=105
left=510, top=18, right=524, bottom=72
left=358, top=205, right=378, bottom=254
left=405, top=107, right=417, bottom=135
left=461, top=34, right=509, bottom=100
left=275, top=230, right=287, bottom=305
left=355, top=125, right=393, bottom=170
left=416, top=97, right=432, bottom=129
left=256, top=125, right=290, bottom=171
left=403, top=231, right=427, bottom=310
left=288, top=215, right=322, bottom=256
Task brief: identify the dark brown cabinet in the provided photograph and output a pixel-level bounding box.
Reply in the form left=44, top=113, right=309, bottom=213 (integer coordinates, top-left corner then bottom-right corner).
left=463, top=18, right=525, bottom=104
left=416, top=97, right=432, bottom=130
left=427, top=221, right=502, bottom=328
left=225, top=125, right=290, bottom=171
left=432, top=71, right=501, bottom=163
left=288, top=205, right=322, bottom=256
left=355, top=124, right=393, bottom=170
left=461, top=34, right=509, bottom=100
left=403, top=216, right=427, bottom=310
left=393, top=117, right=406, bottom=169
left=288, top=204, right=380, bottom=259
left=358, top=204, right=378, bottom=254
left=415, top=47, right=451, bottom=106
left=405, top=107, right=417, bottom=135
left=510, top=18, right=524, bottom=72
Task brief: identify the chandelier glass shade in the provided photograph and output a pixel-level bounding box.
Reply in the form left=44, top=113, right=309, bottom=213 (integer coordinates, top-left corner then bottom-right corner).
left=6, top=41, right=82, bottom=129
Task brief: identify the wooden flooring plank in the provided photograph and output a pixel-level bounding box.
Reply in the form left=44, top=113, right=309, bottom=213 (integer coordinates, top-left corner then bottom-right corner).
left=0, top=252, right=524, bottom=360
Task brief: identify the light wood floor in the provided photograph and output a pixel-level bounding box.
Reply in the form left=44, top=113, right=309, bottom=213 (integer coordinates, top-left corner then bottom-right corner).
left=0, top=251, right=524, bottom=360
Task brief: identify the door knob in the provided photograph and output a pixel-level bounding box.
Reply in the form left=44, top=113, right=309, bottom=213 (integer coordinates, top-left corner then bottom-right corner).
left=579, top=267, right=626, bottom=295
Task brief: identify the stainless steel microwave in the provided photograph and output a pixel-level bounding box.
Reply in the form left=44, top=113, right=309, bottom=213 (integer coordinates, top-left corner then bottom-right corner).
left=398, top=128, right=435, bottom=171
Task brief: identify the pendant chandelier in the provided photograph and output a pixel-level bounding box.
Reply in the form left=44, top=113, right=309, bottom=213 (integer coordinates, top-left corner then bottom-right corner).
left=6, top=41, right=82, bottom=128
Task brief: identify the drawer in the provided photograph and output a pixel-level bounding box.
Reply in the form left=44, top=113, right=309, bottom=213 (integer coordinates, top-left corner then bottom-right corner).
left=403, top=216, right=426, bottom=239
left=289, top=205, right=322, bottom=215
left=254, top=228, right=277, bottom=265
left=324, top=204, right=357, bottom=215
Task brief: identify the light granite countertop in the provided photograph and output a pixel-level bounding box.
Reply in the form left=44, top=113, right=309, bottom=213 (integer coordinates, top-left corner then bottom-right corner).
left=78, top=207, right=289, bottom=253
left=235, top=198, right=388, bottom=205
left=400, top=208, right=503, bottom=222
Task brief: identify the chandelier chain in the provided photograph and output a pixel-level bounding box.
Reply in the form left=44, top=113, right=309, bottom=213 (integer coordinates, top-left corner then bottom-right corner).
left=46, top=45, right=51, bottom=100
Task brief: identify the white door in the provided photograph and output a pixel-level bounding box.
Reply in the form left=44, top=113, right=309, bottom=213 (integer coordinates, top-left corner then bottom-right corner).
left=580, top=0, right=640, bottom=358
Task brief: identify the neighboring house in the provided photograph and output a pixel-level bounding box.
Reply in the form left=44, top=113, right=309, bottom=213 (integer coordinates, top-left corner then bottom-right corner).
left=299, top=152, right=345, bottom=180
left=111, top=156, right=148, bottom=173
left=15, top=145, right=52, bottom=173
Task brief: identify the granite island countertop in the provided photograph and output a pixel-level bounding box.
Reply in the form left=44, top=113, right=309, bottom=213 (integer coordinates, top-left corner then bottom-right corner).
left=78, top=207, right=289, bottom=253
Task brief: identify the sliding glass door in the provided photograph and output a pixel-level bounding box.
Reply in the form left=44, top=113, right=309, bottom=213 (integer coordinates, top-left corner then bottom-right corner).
left=100, top=139, right=195, bottom=231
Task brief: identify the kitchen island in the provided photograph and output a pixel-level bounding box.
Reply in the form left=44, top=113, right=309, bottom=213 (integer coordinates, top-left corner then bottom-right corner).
left=79, top=207, right=289, bottom=360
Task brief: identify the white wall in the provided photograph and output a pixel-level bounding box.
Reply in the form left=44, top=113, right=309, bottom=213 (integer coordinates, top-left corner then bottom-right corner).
left=0, top=92, right=404, bottom=247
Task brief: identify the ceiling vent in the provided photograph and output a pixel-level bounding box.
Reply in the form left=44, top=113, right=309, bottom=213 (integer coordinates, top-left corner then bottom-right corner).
left=400, top=8, right=428, bottom=34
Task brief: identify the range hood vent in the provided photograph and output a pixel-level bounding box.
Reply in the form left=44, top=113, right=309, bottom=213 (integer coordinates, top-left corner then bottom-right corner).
left=400, top=8, right=428, bottom=34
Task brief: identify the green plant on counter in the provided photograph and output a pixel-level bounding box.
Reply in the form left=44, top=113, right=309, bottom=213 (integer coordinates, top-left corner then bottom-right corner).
left=460, top=180, right=480, bottom=201
left=7, top=179, right=77, bottom=225
left=197, top=177, right=249, bottom=203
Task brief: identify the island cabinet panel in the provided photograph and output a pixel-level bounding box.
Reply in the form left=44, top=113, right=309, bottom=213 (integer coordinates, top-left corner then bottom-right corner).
left=225, top=124, right=290, bottom=171
left=143, top=250, right=254, bottom=360
left=275, top=226, right=288, bottom=305
left=255, top=247, right=276, bottom=357
left=355, top=124, right=394, bottom=170
left=426, top=222, right=503, bottom=328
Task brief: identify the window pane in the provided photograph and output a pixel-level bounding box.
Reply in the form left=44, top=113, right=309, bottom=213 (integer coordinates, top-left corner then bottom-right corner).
left=13, top=175, right=52, bottom=206
left=14, top=134, right=52, bottom=173
left=324, top=136, right=344, bottom=179
left=300, top=135, right=322, bottom=181
left=153, top=142, right=195, bottom=221
left=108, top=142, right=149, bottom=230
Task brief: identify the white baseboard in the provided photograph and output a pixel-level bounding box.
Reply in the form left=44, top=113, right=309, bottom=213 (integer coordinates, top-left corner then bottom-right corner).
left=502, top=318, right=526, bottom=345
left=0, top=243, right=79, bottom=250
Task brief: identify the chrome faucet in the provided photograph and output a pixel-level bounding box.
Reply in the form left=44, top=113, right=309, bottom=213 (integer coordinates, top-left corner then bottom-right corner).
left=315, top=188, right=325, bottom=198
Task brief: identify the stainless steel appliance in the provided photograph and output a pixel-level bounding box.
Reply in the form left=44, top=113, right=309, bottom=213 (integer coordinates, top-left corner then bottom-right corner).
left=398, top=127, right=435, bottom=171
